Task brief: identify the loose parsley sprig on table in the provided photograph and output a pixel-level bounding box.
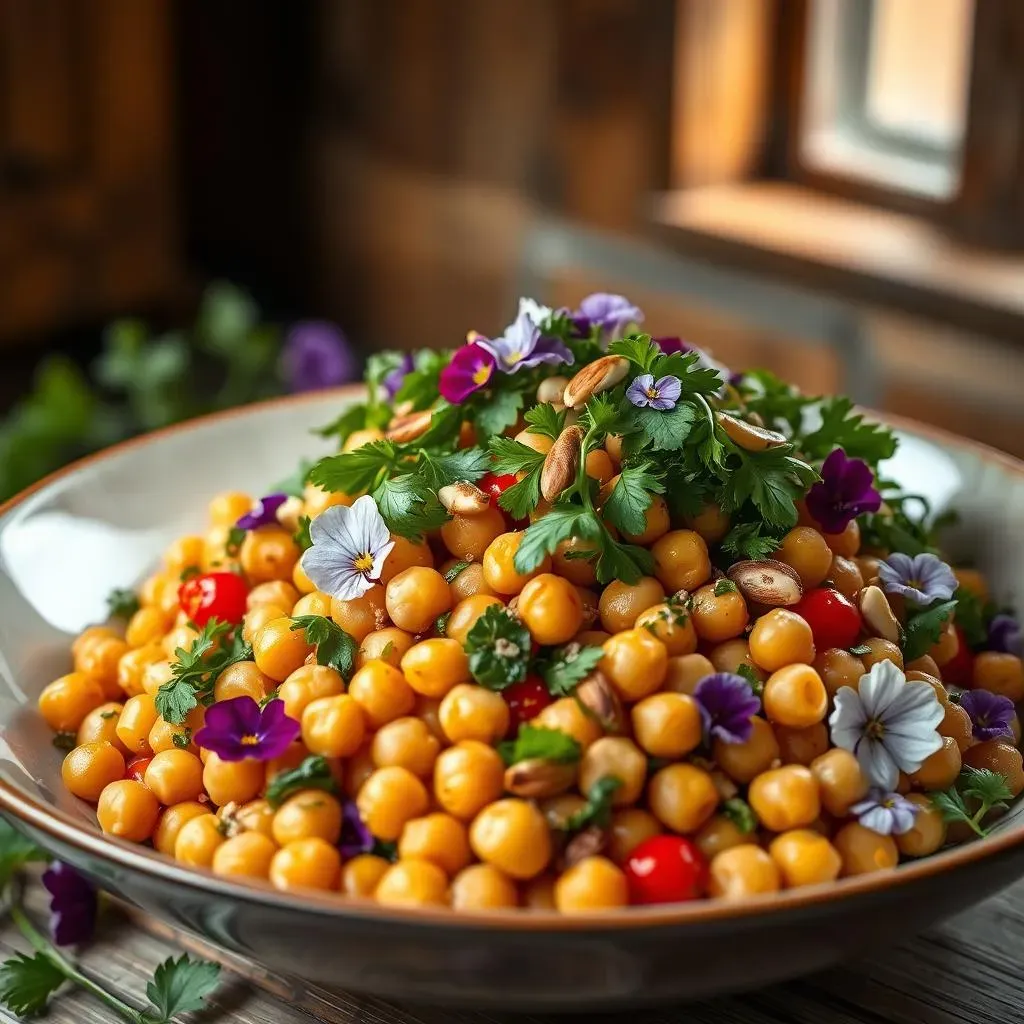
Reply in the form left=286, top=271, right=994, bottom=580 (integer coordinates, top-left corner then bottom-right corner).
left=931, top=767, right=1014, bottom=838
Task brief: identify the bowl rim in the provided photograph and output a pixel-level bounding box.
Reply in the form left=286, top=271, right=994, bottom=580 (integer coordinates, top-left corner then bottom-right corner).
left=2, top=386, right=1023, bottom=932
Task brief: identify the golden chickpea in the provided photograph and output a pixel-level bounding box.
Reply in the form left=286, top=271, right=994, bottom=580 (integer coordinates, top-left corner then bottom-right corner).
left=347, top=661, right=415, bottom=729
left=357, top=767, right=430, bottom=841
left=939, top=701, right=975, bottom=753
left=630, top=693, right=703, bottom=759
left=822, top=519, right=861, bottom=558
left=343, top=742, right=376, bottom=798
left=231, top=798, right=276, bottom=838
left=329, top=585, right=387, bottom=643
left=400, top=638, right=471, bottom=698
left=174, top=813, right=226, bottom=866
left=371, top=717, right=440, bottom=777
left=375, top=859, right=449, bottom=907
left=482, top=532, right=550, bottom=595
left=441, top=508, right=506, bottom=562
left=634, top=602, right=698, bottom=657
left=714, top=717, right=780, bottom=784
left=598, top=577, right=666, bottom=633
left=775, top=527, right=833, bottom=588
left=162, top=624, right=199, bottom=659
left=469, top=798, right=552, bottom=880
left=551, top=537, right=599, bottom=587
left=341, top=854, right=391, bottom=898
left=663, top=653, right=717, bottom=695
left=125, top=607, right=172, bottom=649
left=433, top=741, right=505, bottom=820
left=833, top=822, right=899, bottom=876
left=963, top=740, right=1024, bottom=796
left=39, top=673, right=107, bottom=733
left=906, top=655, right=942, bottom=678
left=607, top=809, right=662, bottom=864
left=269, top=837, right=341, bottom=891
left=292, top=590, right=332, bottom=618
left=377, top=535, right=433, bottom=586
left=207, top=490, right=252, bottom=527
left=859, top=637, right=904, bottom=672
left=533, top=697, right=603, bottom=751
left=115, top=693, right=159, bottom=756
left=144, top=749, right=204, bottom=805
left=896, top=793, right=948, bottom=857
left=213, top=660, right=272, bottom=704
left=600, top=629, right=668, bottom=702
left=694, top=814, right=749, bottom=860
left=202, top=752, right=264, bottom=807
left=748, top=765, right=820, bottom=832
left=604, top=433, right=624, bottom=464
left=384, top=567, right=451, bottom=633
left=708, top=845, right=781, bottom=899
left=415, top=695, right=446, bottom=743
left=953, top=567, right=988, bottom=601
left=242, top=605, right=288, bottom=645
left=444, top=595, right=504, bottom=647
left=768, top=829, right=842, bottom=888
left=621, top=495, right=671, bottom=546
left=684, top=503, right=731, bottom=545
left=96, top=780, right=160, bottom=842
left=810, top=749, right=869, bottom=817
left=356, top=627, right=416, bottom=670
left=437, top=683, right=510, bottom=744
left=252, top=617, right=313, bottom=682
left=154, top=801, right=208, bottom=856
left=517, top=574, right=584, bottom=646
left=77, top=702, right=127, bottom=753
left=212, top=831, right=277, bottom=879
left=813, top=649, right=866, bottom=698
left=247, top=580, right=300, bottom=612
left=749, top=609, right=816, bottom=672
left=302, top=694, right=366, bottom=759
left=555, top=856, right=628, bottom=913
left=445, top=561, right=497, bottom=603
left=239, top=527, right=300, bottom=584
left=272, top=791, right=344, bottom=846
left=691, top=584, right=750, bottom=643
left=828, top=555, right=865, bottom=603
left=140, top=659, right=175, bottom=699
left=579, top=738, right=646, bottom=806
left=929, top=621, right=960, bottom=667
left=163, top=534, right=205, bottom=578
left=62, top=741, right=126, bottom=802
left=450, top=864, right=519, bottom=910
left=398, top=812, right=471, bottom=876
left=292, top=561, right=317, bottom=595
left=763, top=664, right=828, bottom=728
left=278, top=664, right=345, bottom=720
left=648, top=764, right=720, bottom=833
left=972, top=652, right=1024, bottom=702
left=909, top=736, right=961, bottom=790
left=775, top=722, right=830, bottom=766
left=651, top=530, right=712, bottom=593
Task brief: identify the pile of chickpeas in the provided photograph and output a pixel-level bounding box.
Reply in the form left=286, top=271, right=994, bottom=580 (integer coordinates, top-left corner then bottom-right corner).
left=38, top=424, right=1024, bottom=913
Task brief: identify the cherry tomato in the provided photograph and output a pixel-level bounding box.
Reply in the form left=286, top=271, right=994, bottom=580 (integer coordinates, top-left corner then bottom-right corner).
left=503, top=677, right=552, bottom=736
left=791, top=588, right=861, bottom=650
left=179, top=571, right=248, bottom=627
left=624, top=835, right=708, bottom=904
left=125, top=755, right=153, bottom=784
left=943, top=624, right=975, bottom=687
left=478, top=472, right=517, bottom=507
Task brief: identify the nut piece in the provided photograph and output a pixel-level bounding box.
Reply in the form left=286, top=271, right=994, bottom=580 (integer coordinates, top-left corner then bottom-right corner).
left=540, top=425, right=583, bottom=502
left=727, top=559, right=803, bottom=607
left=575, top=670, right=626, bottom=734
left=275, top=495, right=304, bottom=533
left=716, top=412, right=788, bottom=452
left=385, top=409, right=433, bottom=443
left=537, top=376, right=571, bottom=405
left=437, top=481, right=491, bottom=516
left=859, top=585, right=901, bottom=644
left=562, top=356, right=630, bottom=409
left=561, top=825, right=607, bottom=868
left=503, top=759, right=578, bottom=799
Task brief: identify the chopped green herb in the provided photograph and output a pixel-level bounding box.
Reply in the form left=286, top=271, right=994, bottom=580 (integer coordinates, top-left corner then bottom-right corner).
left=537, top=643, right=605, bottom=697
left=714, top=578, right=739, bottom=596
left=561, top=777, right=623, bottom=832
left=902, top=600, right=957, bottom=662
left=266, top=755, right=338, bottom=808
left=106, top=587, right=139, bottom=620
left=463, top=605, right=531, bottom=690
left=722, top=798, right=758, bottom=834
left=171, top=728, right=193, bottom=750
left=293, top=515, right=313, bottom=552
left=931, top=767, right=1013, bottom=838
left=290, top=615, right=358, bottom=681
left=497, top=725, right=582, bottom=766
left=848, top=644, right=872, bottom=656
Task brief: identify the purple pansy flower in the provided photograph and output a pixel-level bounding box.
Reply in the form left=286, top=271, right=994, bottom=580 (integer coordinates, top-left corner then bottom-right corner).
left=438, top=343, right=496, bottom=404
left=281, top=321, right=357, bottom=393
left=236, top=493, right=288, bottom=531
left=988, top=613, right=1023, bottom=657
left=805, top=448, right=882, bottom=534
left=851, top=790, right=920, bottom=836
left=340, top=801, right=375, bottom=859
left=573, top=292, right=644, bottom=342
left=625, top=373, right=682, bottom=411
left=877, top=552, right=957, bottom=606
left=194, top=697, right=300, bottom=762
left=693, top=673, right=761, bottom=745
left=382, top=352, right=415, bottom=400
left=958, top=689, right=1016, bottom=741
left=42, top=862, right=97, bottom=946
left=477, top=311, right=572, bottom=374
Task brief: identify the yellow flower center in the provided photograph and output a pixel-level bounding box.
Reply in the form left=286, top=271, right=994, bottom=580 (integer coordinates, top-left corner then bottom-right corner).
left=645, top=385, right=659, bottom=399
left=353, top=552, right=374, bottom=573
left=506, top=350, right=523, bottom=365
left=240, top=734, right=260, bottom=746
left=472, top=364, right=492, bottom=385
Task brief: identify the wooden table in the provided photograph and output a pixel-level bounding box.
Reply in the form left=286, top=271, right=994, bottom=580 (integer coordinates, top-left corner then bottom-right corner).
left=4, top=876, right=1024, bottom=1024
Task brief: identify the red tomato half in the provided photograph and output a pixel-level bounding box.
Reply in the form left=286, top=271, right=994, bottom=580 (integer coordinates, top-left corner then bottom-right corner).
left=943, top=624, right=975, bottom=687
left=125, top=755, right=153, bottom=784
left=178, top=571, right=248, bottom=627
left=478, top=472, right=518, bottom=507
left=791, top=588, right=862, bottom=650
left=503, top=677, right=552, bottom=736
left=624, top=835, right=708, bottom=905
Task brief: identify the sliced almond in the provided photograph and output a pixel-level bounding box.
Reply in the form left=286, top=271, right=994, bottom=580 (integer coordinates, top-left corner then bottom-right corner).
left=503, top=758, right=578, bottom=799
left=562, top=355, right=629, bottom=409
left=716, top=411, right=788, bottom=452
left=540, top=425, right=583, bottom=502
left=859, top=584, right=901, bottom=644
left=727, top=559, right=803, bottom=606
left=437, top=481, right=491, bottom=516
left=561, top=825, right=607, bottom=868
left=385, top=409, right=433, bottom=443
left=537, top=376, right=571, bottom=405
left=575, top=670, right=626, bottom=734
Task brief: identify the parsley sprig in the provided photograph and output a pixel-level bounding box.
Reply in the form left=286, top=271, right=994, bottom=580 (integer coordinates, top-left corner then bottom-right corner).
left=463, top=606, right=531, bottom=690
left=290, top=615, right=359, bottom=681
left=931, top=767, right=1013, bottom=838
left=535, top=643, right=604, bottom=697
left=497, top=725, right=581, bottom=766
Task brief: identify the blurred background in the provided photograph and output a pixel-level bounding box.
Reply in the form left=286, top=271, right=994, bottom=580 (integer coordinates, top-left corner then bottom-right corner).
left=2, top=0, right=1023, bottom=501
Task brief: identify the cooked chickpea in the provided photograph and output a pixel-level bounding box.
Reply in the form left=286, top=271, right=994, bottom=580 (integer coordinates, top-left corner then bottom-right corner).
left=630, top=693, right=703, bottom=759
left=375, top=859, right=449, bottom=907
left=531, top=697, right=602, bottom=751
left=243, top=605, right=288, bottom=645
left=749, top=609, right=816, bottom=672
left=552, top=537, right=599, bottom=587
left=154, top=801, right=209, bottom=856
left=270, top=837, right=341, bottom=891
left=212, top=831, right=277, bottom=879
left=62, top=741, right=126, bottom=802
left=600, top=629, right=668, bottom=702
left=378, top=536, right=434, bottom=586
left=775, top=527, right=833, bottom=588
left=768, top=829, right=842, bottom=888
left=748, top=765, right=820, bottom=832
left=694, top=814, right=749, bottom=860
left=909, top=736, right=962, bottom=790
left=174, top=813, right=226, bottom=866
left=684, top=503, right=731, bottom=545
left=822, top=519, right=860, bottom=558
left=302, top=694, right=366, bottom=758
left=972, top=652, right=1024, bottom=702
left=763, top=664, right=828, bottom=728
left=813, top=649, right=866, bottom=698
left=598, top=577, right=666, bottom=633
left=714, top=717, right=780, bottom=784
left=828, top=555, right=865, bottom=602
left=214, top=661, right=272, bottom=703
left=438, top=684, right=510, bottom=744
left=115, top=693, right=159, bottom=755
left=938, top=702, right=974, bottom=753
left=232, top=798, right=276, bottom=838
left=347, top=661, right=415, bottom=728
left=292, top=590, right=332, bottom=618
left=433, top=740, right=505, bottom=821
left=469, top=798, right=552, bottom=880
left=963, top=740, right=1024, bottom=796
left=247, top=580, right=300, bottom=612
left=207, top=490, right=252, bottom=527
left=896, top=793, right=948, bottom=857
left=929, top=622, right=960, bottom=667
left=357, top=766, right=430, bottom=841
left=554, top=856, right=628, bottom=913
left=401, top=638, right=471, bottom=698
left=663, top=653, right=717, bottom=695
left=371, top=716, right=440, bottom=776
left=445, top=561, right=496, bottom=603
left=450, top=864, right=519, bottom=910
left=73, top=625, right=121, bottom=663
left=398, top=813, right=471, bottom=876
left=162, top=624, right=199, bottom=659
left=833, top=822, right=899, bottom=875
left=708, top=845, right=781, bottom=899
left=579, top=738, right=647, bottom=806
left=648, top=764, right=720, bottom=833
left=341, top=854, right=391, bottom=897
left=607, top=808, right=662, bottom=864
left=278, top=664, right=345, bottom=720
left=620, top=495, right=670, bottom=546
left=39, top=673, right=107, bottom=733
left=343, top=742, right=376, bottom=798
left=239, top=526, right=300, bottom=584
left=482, top=532, right=550, bottom=596
left=441, top=508, right=506, bottom=561
left=252, top=617, right=313, bottom=681
left=356, top=627, right=415, bottom=670
left=272, top=791, right=344, bottom=846
left=810, top=748, right=869, bottom=817
left=690, top=584, right=749, bottom=643
left=444, top=596, right=504, bottom=647
left=775, top=722, right=830, bottom=765
left=859, top=637, right=904, bottom=672
left=634, top=602, right=698, bottom=657
left=651, top=530, right=712, bottom=593
left=202, top=752, right=264, bottom=807
left=126, top=607, right=172, bottom=649
left=517, top=574, right=584, bottom=646
left=96, top=780, right=160, bottom=842
left=384, top=567, right=451, bottom=633
left=144, top=749, right=204, bottom=805
left=292, top=561, right=317, bottom=595
left=329, top=585, right=387, bottom=643
left=77, top=703, right=127, bottom=753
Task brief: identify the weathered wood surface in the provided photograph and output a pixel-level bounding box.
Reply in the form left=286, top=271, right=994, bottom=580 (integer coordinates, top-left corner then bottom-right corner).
left=3, top=874, right=1024, bottom=1024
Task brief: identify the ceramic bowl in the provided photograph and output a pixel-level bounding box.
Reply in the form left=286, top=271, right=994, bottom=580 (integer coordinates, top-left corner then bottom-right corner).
left=1, top=388, right=1023, bottom=1011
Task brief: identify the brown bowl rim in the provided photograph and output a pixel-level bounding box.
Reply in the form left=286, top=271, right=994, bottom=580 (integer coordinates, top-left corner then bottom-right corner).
left=1, top=386, right=1023, bottom=932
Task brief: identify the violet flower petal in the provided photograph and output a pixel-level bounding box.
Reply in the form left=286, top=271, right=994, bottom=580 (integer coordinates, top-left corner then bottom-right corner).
left=878, top=552, right=957, bottom=606
left=42, top=862, right=97, bottom=946
left=958, top=689, right=1016, bottom=741
left=988, top=613, right=1023, bottom=657
left=236, top=493, right=289, bottom=531
left=194, top=696, right=300, bottom=762
left=340, top=801, right=375, bottom=859
left=382, top=352, right=415, bottom=399
left=806, top=448, right=882, bottom=535
left=693, top=673, right=761, bottom=745
left=282, top=322, right=357, bottom=393
left=438, top=343, right=495, bottom=403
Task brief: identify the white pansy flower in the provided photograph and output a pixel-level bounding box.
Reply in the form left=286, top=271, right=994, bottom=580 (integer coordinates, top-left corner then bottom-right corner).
left=517, top=297, right=555, bottom=327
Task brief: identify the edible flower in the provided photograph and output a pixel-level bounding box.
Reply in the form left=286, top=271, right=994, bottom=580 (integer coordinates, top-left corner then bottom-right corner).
left=193, top=696, right=300, bottom=762
left=988, top=613, right=1023, bottom=657
left=877, top=552, right=957, bottom=606
left=957, top=689, right=1016, bottom=741
left=42, top=862, right=97, bottom=946
left=477, top=310, right=572, bottom=374
left=235, top=493, right=288, bottom=531
left=626, top=373, right=682, bottom=411
left=382, top=352, right=415, bottom=400
left=339, top=801, right=375, bottom=859
left=693, top=673, right=761, bottom=745
left=573, top=292, right=643, bottom=342
left=281, top=321, right=357, bottom=393
left=517, top=296, right=559, bottom=327
left=829, top=660, right=944, bottom=789
left=851, top=790, right=919, bottom=836
left=300, top=495, right=395, bottom=600
left=438, top=342, right=496, bottom=403
left=805, top=448, right=882, bottom=534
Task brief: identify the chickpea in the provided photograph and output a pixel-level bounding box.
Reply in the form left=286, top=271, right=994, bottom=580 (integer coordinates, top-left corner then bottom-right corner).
left=621, top=496, right=671, bottom=546
left=822, top=519, right=861, bottom=558
left=576, top=629, right=611, bottom=646
left=663, top=653, right=717, bottom=696
left=604, top=434, right=624, bottom=464
left=972, top=652, right=1024, bottom=702
left=555, top=856, right=628, bottom=913
left=378, top=536, right=433, bottom=586
left=768, top=829, right=842, bottom=888
left=826, top=556, right=864, bottom=603
left=279, top=664, right=345, bottom=720
left=607, top=809, right=662, bottom=864
left=963, top=740, right=1024, bottom=796
left=144, top=749, right=204, bottom=805
left=383, top=567, right=451, bottom=634
left=62, top=741, right=126, bottom=802
left=343, top=742, right=376, bottom=798
left=748, top=766, right=820, bottom=832
left=162, top=624, right=199, bottom=660
left=598, top=577, right=666, bottom=633
left=341, top=854, right=391, bottom=898
left=77, top=702, right=127, bottom=753
left=444, top=561, right=496, bottom=604
left=398, top=813, right=471, bottom=876
left=292, top=591, right=332, bottom=618
left=714, top=717, right=780, bottom=784
left=775, top=527, right=833, bottom=588
left=126, top=607, right=172, bottom=649
left=206, top=490, right=251, bottom=526
left=469, top=798, right=552, bottom=880
left=909, top=736, right=962, bottom=791
left=953, top=567, right=988, bottom=601
left=708, top=845, right=781, bottom=899
left=482, top=532, right=550, bottom=596
left=579, top=738, right=646, bottom=806
left=684, top=503, right=731, bottom=545
left=440, top=508, right=506, bottom=562
left=302, top=694, right=366, bottom=759
left=749, top=610, right=816, bottom=672
left=375, top=859, right=449, bottom=907
left=329, top=585, right=387, bottom=643
left=859, top=637, right=904, bottom=672
left=813, top=649, right=866, bottom=699
left=356, top=627, right=416, bottom=670
left=174, top=813, right=226, bottom=866
left=694, top=815, right=748, bottom=860
left=252, top=617, right=313, bottom=682
left=115, top=693, right=159, bottom=756
left=775, top=722, right=830, bottom=766
left=810, top=748, right=869, bottom=817
left=415, top=695, right=446, bottom=743
left=347, top=661, right=415, bottom=729
left=601, top=629, right=668, bottom=702
left=531, top=698, right=602, bottom=753
left=73, top=625, right=120, bottom=663
left=153, top=801, right=208, bottom=856
left=242, top=605, right=288, bottom=645
left=202, top=752, right=264, bottom=807
left=896, top=793, right=948, bottom=857
left=929, top=622, right=960, bottom=667
left=691, top=585, right=750, bottom=644
left=239, top=526, right=300, bottom=584
left=39, top=673, right=107, bottom=733
left=763, top=665, right=828, bottom=728
left=450, top=864, right=519, bottom=910
left=371, top=717, right=440, bottom=777
left=231, top=798, right=276, bottom=838
left=210, top=660, right=268, bottom=703
left=266, top=836, right=341, bottom=891
left=444, top=596, right=504, bottom=647
left=935, top=703, right=974, bottom=754
left=357, top=767, right=430, bottom=841
left=292, top=561, right=317, bottom=596
left=516, top=574, right=584, bottom=646
left=648, top=764, right=719, bottom=833
left=651, top=530, right=712, bottom=593
left=630, top=693, right=703, bottom=759
left=552, top=537, right=599, bottom=587
left=438, top=684, right=510, bottom=744
left=833, top=822, right=899, bottom=876
left=272, top=791, right=344, bottom=846
left=212, top=831, right=277, bottom=879
left=634, top=602, right=698, bottom=657
left=248, top=580, right=300, bottom=612
left=400, top=638, right=470, bottom=698
left=96, top=780, right=160, bottom=842
left=433, top=741, right=505, bottom=821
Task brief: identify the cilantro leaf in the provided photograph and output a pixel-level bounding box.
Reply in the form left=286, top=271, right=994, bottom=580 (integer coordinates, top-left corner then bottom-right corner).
left=497, top=725, right=582, bottom=766
left=634, top=402, right=697, bottom=451
left=308, top=441, right=399, bottom=495
left=142, top=954, right=221, bottom=1023
left=266, top=755, right=338, bottom=808
left=417, top=448, right=490, bottom=491
left=720, top=520, right=786, bottom=561
left=800, top=396, right=898, bottom=468
left=602, top=463, right=664, bottom=537
left=608, top=334, right=660, bottom=373
left=726, top=450, right=816, bottom=529
left=538, top=643, right=604, bottom=697
left=488, top=436, right=546, bottom=476
left=0, top=953, right=65, bottom=1017
left=0, top=819, right=48, bottom=893
left=514, top=505, right=595, bottom=575
left=474, top=390, right=523, bottom=437
left=561, top=777, right=622, bottom=832
left=523, top=403, right=566, bottom=440
left=903, top=599, right=957, bottom=661
left=722, top=797, right=758, bottom=834
left=293, top=515, right=313, bottom=552
left=580, top=392, right=628, bottom=438
left=463, top=606, right=530, bottom=690
left=106, top=587, right=139, bottom=620
left=372, top=474, right=449, bottom=540
left=290, top=616, right=358, bottom=681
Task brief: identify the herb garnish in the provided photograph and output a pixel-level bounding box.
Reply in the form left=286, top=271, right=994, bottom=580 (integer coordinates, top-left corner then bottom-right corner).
left=105, top=588, right=139, bottom=621
left=290, top=615, right=358, bottom=681
left=463, top=606, right=530, bottom=690
left=265, top=755, right=338, bottom=808
left=536, top=643, right=604, bottom=697
left=497, top=725, right=582, bottom=766
left=931, top=767, right=1014, bottom=838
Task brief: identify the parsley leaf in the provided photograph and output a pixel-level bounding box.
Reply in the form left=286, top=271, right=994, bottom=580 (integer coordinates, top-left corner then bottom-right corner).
left=266, top=755, right=338, bottom=808
left=932, top=767, right=1013, bottom=838
left=0, top=819, right=48, bottom=893
left=308, top=440, right=399, bottom=495
left=580, top=392, right=628, bottom=439
left=726, top=450, right=816, bottom=529
left=514, top=504, right=595, bottom=576
left=593, top=533, right=654, bottom=585
left=393, top=350, right=446, bottom=410
left=634, top=402, right=697, bottom=451
left=954, top=587, right=990, bottom=649
left=315, top=403, right=388, bottom=444
left=463, top=606, right=531, bottom=690
left=290, top=616, right=358, bottom=681
left=372, top=474, right=449, bottom=540
left=602, top=463, right=664, bottom=537
left=497, top=725, right=582, bottom=766
left=523, top=403, right=566, bottom=440
left=903, top=600, right=957, bottom=661
left=489, top=436, right=546, bottom=475
left=142, top=954, right=221, bottom=1024
left=171, top=729, right=193, bottom=750
left=735, top=664, right=764, bottom=697
left=735, top=369, right=808, bottom=435
left=652, top=351, right=724, bottom=396
left=475, top=390, right=523, bottom=437
left=538, top=643, right=604, bottom=697
left=106, top=587, right=139, bottom=620
left=0, top=953, right=66, bottom=1017
left=293, top=515, right=313, bottom=552
left=417, top=448, right=490, bottom=491
left=800, top=396, right=898, bottom=468
left=608, top=334, right=660, bottom=373
left=722, top=798, right=758, bottom=834
left=714, top=578, right=739, bottom=596
left=720, top=520, right=787, bottom=561
left=561, top=777, right=622, bottom=832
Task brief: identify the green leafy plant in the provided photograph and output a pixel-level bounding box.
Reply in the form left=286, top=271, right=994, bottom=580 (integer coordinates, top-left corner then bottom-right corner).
left=931, top=767, right=1013, bottom=838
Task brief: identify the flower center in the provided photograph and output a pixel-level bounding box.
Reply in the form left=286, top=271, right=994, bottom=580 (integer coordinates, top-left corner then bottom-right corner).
left=353, top=552, right=374, bottom=573
left=506, top=349, right=523, bottom=365
left=240, top=734, right=260, bottom=746
left=472, top=364, right=492, bottom=385
left=864, top=718, right=886, bottom=741
left=645, top=386, right=659, bottom=400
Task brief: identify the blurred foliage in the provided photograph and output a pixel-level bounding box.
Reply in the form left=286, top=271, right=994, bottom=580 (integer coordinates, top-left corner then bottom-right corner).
left=0, top=282, right=286, bottom=502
